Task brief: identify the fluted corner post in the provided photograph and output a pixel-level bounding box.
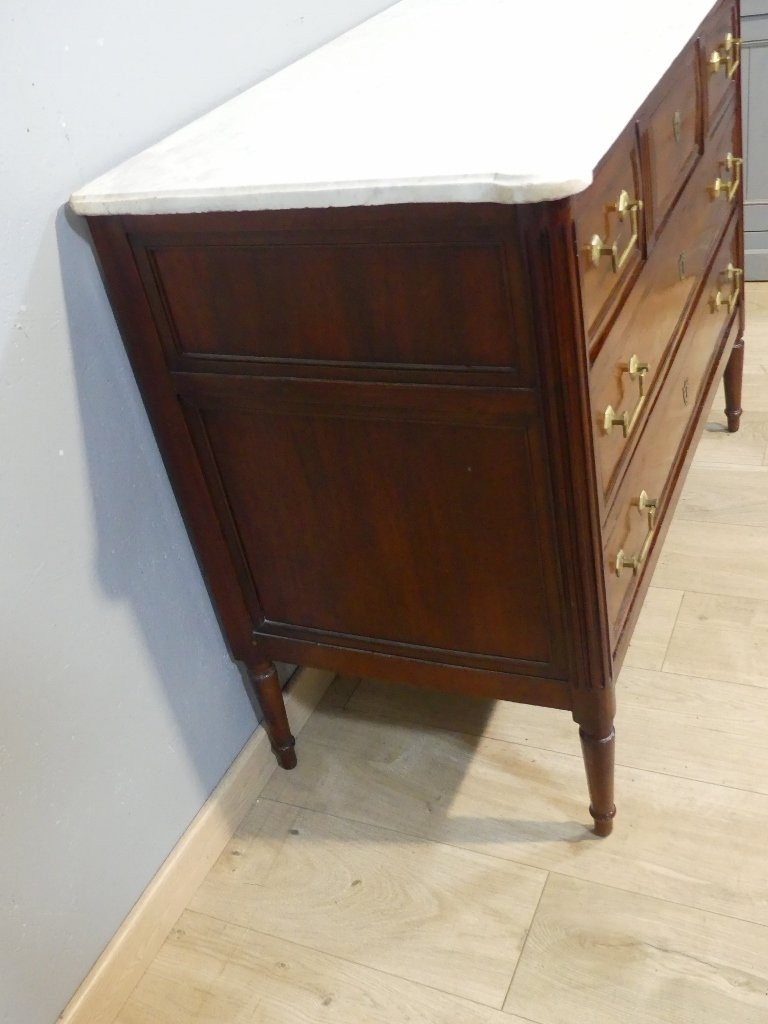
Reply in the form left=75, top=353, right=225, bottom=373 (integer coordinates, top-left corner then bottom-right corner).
left=573, top=687, right=616, bottom=837
left=246, top=660, right=297, bottom=769
left=724, top=335, right=745, bottom=433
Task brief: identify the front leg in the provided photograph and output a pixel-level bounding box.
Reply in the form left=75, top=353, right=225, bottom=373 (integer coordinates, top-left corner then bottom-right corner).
left=246, top=660, right=297, bottom=769
left=578, top=724, right=616, bottom=837
left=573, top=688, right=616, bottom=837
left=724, top=335, right=745, bottom=433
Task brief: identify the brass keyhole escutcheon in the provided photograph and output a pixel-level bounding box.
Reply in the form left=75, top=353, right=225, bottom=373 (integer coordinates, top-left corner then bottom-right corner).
left=673, top=111, right=682, bottom=142
left=682, top=378, right=690, bottom=406
left=678, top=252, right=687, bottom=280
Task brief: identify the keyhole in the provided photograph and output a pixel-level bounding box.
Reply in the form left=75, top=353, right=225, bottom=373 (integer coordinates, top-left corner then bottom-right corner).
left=682, top=378, right=690, bottom=405
left=673, top=111, right=682, bottom=142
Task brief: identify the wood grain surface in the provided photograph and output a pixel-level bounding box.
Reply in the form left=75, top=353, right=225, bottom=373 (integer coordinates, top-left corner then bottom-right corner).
left=505, top=874, right=768, bottom=1024
left=189, top=800, right=545, bottom=1006
left=117, top=911, right=532, bottom=1024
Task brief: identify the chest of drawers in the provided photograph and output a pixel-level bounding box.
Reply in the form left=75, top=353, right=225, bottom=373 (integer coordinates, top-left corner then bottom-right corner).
left=72, top=0, right=746, bottom=836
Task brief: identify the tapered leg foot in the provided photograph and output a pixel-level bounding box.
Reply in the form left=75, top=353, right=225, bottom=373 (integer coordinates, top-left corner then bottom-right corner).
left=274, top=745, right=297, bottom=770
left=247, top=661, right=297, bottom=769
left=724, top=336, right=745, bottom=433
left=579, top=726, right=616, bottom=837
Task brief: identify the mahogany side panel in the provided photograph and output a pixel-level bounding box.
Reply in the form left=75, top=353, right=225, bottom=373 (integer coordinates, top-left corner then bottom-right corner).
left=147, top=240, right=521, bottom=369
left=90, top=204, right=577, bottom=705
left=126, top=204, right=537, bottom=388
left=87, top=216, right=256, bottom=661
left=194, top=398, right=564, bottom=670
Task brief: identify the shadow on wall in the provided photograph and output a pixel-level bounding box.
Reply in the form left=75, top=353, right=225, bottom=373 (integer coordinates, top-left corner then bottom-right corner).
left=54, top=201, right=275, bottom=778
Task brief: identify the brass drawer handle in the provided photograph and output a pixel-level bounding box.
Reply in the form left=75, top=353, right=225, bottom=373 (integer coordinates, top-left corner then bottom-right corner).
left=589, top=190, right=643, bottom=273
left=712, top=262, right=743, bottom=314
left=710, top=152, right=743, bottom=202
left=615, top=490, right=658, bottom=577
left=603, top=354, right=649, bottom=438
left=709, top=32, right=741, bottom=78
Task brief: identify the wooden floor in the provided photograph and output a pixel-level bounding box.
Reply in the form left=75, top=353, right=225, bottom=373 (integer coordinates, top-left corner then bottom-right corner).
left=117, top=285, right=768, bottom=1024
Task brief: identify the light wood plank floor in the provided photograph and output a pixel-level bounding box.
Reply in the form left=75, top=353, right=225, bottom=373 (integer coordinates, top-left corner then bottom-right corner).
left=117, top=285, right=768, bottom=1024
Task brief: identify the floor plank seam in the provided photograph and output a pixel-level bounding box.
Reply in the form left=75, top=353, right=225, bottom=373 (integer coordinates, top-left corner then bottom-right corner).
left=656, top=588, right=687, bottom=667
left=501, top=871, right=550, bottom=1011
left=341, top=676, right=363, bottom=709
left=544, top=868, right=768, bottom=931
left=597, top=758, right=768, bottom=799
left=677, top=515, right=768, bottom=528
left=296, top=721, right=768, bottom=800
left=259, top=794, right=768, bottom=932
left=641, top=584, right=690, bottom=593
left=656, top=662, right=768, bottom=693
left=304, top=710, right=588, bottom=764
left=180, top=907, right=515, bottom=1012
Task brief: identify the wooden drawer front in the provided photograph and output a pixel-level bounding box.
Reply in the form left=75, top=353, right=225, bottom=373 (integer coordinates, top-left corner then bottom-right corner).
left=573, top=123, right=643, bottom=339
left=590, top=109, right=735, bottom=505
left=704, top=96, right=741, bottom=210
left=141, top=238, right=524, bottom=373
left=702, top=0, right=740, bottom=133
left=603, top=216, right=740, bottom=640
left=641, top=43, right=700, bottom=240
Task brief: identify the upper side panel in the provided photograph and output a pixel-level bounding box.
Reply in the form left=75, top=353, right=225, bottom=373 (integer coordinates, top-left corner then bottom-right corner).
left=146, top=240, right=518, bottom=369
left=126, top=205, right=535, bottom=385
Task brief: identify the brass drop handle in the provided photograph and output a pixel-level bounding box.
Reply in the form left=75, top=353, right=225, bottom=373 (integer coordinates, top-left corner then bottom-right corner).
left=603, top=354, right=650, bottom=438
left=589, top=190, right=643, bottom=273
left=710, top=152, right=743, bottom=202
left=712, top=262, right=743, bottom=315
left=615, top=490, right=658, bottom=577
left=709, top=32, right=741, bottom=78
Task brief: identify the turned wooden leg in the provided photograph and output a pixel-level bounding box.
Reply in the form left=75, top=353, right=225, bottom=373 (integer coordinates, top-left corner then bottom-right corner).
left=724, top=336, right=745, bottom=433
left=247, top=661, right=297, bottom=769
left=578, top=724, right=616, bottom=837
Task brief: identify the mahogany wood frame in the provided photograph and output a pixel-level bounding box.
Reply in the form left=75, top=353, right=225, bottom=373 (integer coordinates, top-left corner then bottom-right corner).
left=82, top=0, right=744, bottom=838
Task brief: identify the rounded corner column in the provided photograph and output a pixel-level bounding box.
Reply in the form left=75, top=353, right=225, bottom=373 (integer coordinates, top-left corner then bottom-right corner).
left=246, top=659, right=297, bottom=769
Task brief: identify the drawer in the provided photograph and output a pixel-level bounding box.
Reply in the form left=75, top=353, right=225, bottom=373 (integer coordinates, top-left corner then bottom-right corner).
left=590, top=104, right=736, bottom=505
left=573, top=122, right=643, bottom=339
left=701, top=0, right=740, bottom=133
left=640, top=43, right=700, bottom=241
left=705, top=96, right=741, bottom=208
left=602, top=215, right=741, bottom=641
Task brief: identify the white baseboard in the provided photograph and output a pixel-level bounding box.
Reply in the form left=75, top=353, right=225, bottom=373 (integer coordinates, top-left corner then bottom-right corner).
left=57, top=666, right=335, bottom=1024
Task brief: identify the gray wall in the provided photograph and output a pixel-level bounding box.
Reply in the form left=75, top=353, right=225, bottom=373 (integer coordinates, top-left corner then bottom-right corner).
left=0, top=3, right=395, bottom=1023
left=742, top=1, right=768, bottom=279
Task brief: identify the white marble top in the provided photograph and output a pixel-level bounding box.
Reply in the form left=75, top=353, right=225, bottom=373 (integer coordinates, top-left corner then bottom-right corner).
left=71, top=0, right=717, bottom=216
